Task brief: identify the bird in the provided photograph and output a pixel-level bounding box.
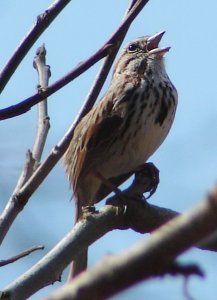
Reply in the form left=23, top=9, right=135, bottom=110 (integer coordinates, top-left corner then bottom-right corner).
left=64, top=31, right=178, bottom=279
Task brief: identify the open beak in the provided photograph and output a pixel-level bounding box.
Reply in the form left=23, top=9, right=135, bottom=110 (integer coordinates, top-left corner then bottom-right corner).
left=147, top=31, right=170, bottom=56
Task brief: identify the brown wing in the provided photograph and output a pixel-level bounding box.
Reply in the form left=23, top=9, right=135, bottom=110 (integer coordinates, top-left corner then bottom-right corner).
left=64, top=104, right=122, bottom=194
left=74, top=108, right=123, bottom=187
left=64, top=83, right=137, bottom=196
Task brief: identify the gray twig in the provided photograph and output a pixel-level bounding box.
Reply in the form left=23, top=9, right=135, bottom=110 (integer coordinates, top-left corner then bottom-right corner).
left=0, top=0, right=70, bottom=93
left=0, top=245, right=44, bottom=267
left=0, top=0, right=149, bottom=120
left=32, top=44, right=51, bottom=164
left=0, top=46, right=51, bottom=245
left=82, top=0, right=144, bottom=114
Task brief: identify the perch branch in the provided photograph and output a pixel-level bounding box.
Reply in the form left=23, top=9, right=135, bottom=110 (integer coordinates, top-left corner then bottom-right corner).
left=43, top=186, right=217, bottom=300
left=2, top=180, right=217, bottom=300
left=0, top=203, right=179, bottom=300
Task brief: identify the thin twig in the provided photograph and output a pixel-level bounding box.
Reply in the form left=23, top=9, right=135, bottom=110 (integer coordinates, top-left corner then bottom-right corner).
left=0, top=46, right=51, bottom=244
left=82, top=0, right=144, bottom=114
left=0, top=0, right=149, bottom=120
left=13, top=150, right=36, bottom=193
left=32, top=44, right=51, bottom=163
left=0, top=0, right=70, bottom=93
left=183, top=277, right=196, bottom=300
left=13, top=45, right=51, bottom=194
left=0, top=245, right=44, bottom=267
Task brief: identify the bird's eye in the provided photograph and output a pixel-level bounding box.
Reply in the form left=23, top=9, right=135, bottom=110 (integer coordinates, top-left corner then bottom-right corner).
left=127, top=43, right=138, bottom=52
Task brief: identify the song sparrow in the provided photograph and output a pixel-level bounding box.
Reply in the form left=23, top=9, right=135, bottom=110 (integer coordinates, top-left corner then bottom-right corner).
left=64, top=31, right=178, bottom=278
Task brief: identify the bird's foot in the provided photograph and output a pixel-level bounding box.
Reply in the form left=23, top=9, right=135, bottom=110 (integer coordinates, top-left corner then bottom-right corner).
left=122, top=162, right=160, bottom=200
left=137, top=162, right=159, bottom=199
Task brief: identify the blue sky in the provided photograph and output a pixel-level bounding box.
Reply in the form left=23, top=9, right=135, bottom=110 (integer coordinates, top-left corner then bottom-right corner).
left=0, top=1, right=217, bottom=299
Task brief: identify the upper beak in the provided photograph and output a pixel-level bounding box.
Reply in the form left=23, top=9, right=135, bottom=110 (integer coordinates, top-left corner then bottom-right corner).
left=147, top=31, right=170, bottom=56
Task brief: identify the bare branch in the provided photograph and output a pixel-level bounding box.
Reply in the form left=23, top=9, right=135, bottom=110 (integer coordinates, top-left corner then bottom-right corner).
left=0, top=245, right=44, bottom=267
left=0, top=0, right=149, bottom=120
left=2, top=185, right=217, bottom=300
left=13, top=150, right=37, bottom=193
left=13, top=45, right=51, bottom=193
left=42, top=186, right=217, bottom=300
left=32, top=44, right=51, bottom=163
left=0, top=0, right=70, bottom=93
left=83, top=0, right=145, bottom=112
left=0, top=203, right=178, bottom=300
left=0, top=166, right=179, bottom=299
left=0, top=46, right=51, bottom=245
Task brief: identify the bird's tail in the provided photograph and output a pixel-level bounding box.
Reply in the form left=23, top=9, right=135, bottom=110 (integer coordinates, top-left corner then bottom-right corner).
left=67, top=199, right=88, bottom=281
left=68, top=249, right=88, bottom=280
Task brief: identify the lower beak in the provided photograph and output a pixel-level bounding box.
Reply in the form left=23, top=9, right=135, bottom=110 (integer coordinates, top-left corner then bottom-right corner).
left=149, top=46, right=171, bottom=57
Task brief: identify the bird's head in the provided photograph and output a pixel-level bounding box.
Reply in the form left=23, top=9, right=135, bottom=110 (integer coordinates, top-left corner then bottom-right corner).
left=114, top=31, right=170, bottom=76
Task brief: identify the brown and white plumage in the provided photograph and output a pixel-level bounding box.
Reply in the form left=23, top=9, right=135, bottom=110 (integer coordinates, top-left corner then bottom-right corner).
left=64, top=31, right=178, bottom=278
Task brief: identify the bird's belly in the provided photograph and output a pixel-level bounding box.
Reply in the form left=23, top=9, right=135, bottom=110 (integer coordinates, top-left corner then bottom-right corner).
left=96, top=80, right=177, bottom=180
left=100, top=121, right=170, bottom=179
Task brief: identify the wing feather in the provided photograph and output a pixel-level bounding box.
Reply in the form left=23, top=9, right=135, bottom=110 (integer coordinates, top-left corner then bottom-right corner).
left=64, top=83, right=137, bottom=197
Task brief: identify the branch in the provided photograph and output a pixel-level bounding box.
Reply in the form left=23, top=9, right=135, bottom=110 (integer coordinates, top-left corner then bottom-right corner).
left=32, top=44, right=51, bottom=163
left=0, top=0, right=149, bottom=120
left=0, top=170, right=179, bottom=299
left=13, top=45, right=51, bottom=193
left=82, top=0, right=144, bottom=112
left=0, top=245, right=44, bottom=267
left=0, top=0, right=70, bottom=93
left=161, top=261, right=204, bottom=278
left=0, top=202, right=178, bottom=300
left=42, top=186, right=217, bottom=300
left=0, top=46, right=51, bottom=244
left=2, top=183, right=217, bottom=300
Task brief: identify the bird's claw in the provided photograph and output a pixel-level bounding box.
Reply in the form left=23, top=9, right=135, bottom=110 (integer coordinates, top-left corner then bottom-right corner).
left=135, top=162, right=160, bottom=199
left=82, top=205, right=96, bottom=215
